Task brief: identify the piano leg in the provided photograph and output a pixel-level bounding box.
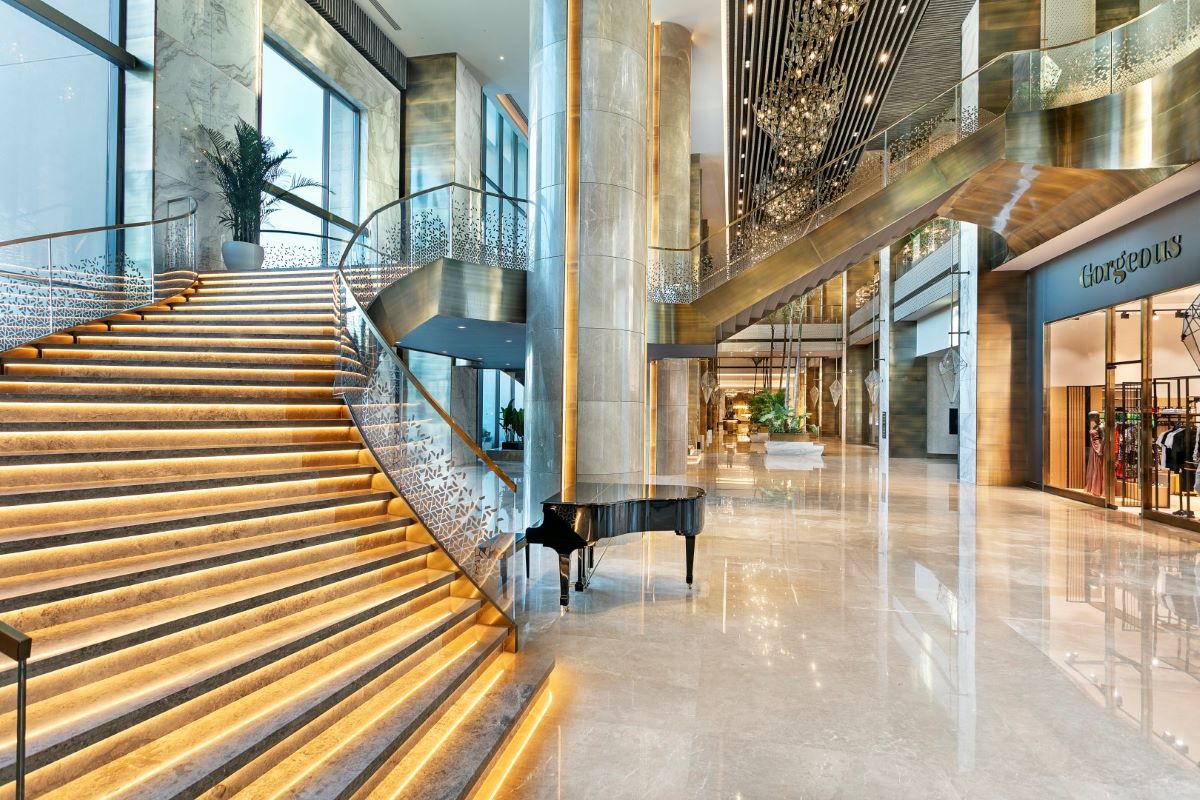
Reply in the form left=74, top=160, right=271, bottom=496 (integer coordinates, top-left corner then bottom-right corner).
left=557, top=552, right=571, bottom=607
left=588, top=546, right=595, bottom=569
left=684, top=535, right=695, bottom=587
left=574, top=549, right=585, bottom=592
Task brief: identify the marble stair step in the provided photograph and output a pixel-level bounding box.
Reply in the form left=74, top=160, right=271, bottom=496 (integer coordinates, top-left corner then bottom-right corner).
left=74, top=331, right=341, bottom=349
left=0, top=421, right=356, bottom=453
left=106, top=321, right=338, bottom=335
left=196, top=269, right=334, bottom=281
left=35, top=619, right=498, bottom=800
left=0, top=515, right=420, bottom=631
left=0, top=486, right=394, bottom=553
left=360, top=651, right=554, bottom=800
left=1, top=360, right=337, bottom=383
left=0, top=571, right=463, bottom=788
left=187, top=282, right=332, bottom=295
left=225, top=625, right=514, bottom=800
left=140, top=310, right=336, bottom=323
left=1, top=537, right=434, bottom=680
left=0, top=511, right=413, bottom=610
left=32, top=345, right=341, bottom=366
left=0, top=462, right=376, bottom=507
left=0, top=446, right=364, bottom=491
left=0, top=399, right=348, bottom=424
left=0, top=554, right=449, bottom=713
left=0, top=440, right=360, bottom=467
left=171, top=292, right=331, bottom=304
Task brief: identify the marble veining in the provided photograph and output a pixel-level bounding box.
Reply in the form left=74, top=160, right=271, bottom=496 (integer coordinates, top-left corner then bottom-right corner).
left=506, top=441, right=1200, bottom=798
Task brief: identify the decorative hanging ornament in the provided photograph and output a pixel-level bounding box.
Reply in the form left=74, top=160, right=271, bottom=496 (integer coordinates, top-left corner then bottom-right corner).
left=808, top=384, right=821, bottom=409
left=829, top=377, right=843, bottom=406
left=938, top=348, right=967, bottom=403
left=700, top=370, right=718, bottom=404
left=865, top=369, right=881, bottom=405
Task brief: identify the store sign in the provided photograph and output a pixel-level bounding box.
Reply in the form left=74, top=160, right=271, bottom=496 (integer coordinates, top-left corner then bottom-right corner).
left=1079, top=235, right=1184, bottom=288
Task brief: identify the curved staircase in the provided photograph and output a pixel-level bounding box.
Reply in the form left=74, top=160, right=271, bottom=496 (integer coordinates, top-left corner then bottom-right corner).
left=0, top=268, right=549, bottom=799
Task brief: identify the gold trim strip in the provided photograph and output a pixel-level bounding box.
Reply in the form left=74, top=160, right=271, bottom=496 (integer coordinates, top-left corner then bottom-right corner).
left=562, top=0, right=582, bottom=501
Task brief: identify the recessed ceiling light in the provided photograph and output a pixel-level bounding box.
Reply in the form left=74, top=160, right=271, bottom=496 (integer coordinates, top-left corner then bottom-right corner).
left=740, top=172, right=744, bottom=178
left=863, top=93, right=874, bottom=105
left=746, top=2, right=755, bottom=14
left=744, top=60, right=751, bottom=69
left=499, top=55, right=505, bottom=61
left=457, top=325, right=466, bottom=329
left=741, top=153, right=746, bottom=158
left=852, top=131, right=859, bottom=138
left=879, top=51, right=889, bottom=64
left=505, top=338, right=513, bottom=343
left=899, top=3, right=907, bottom=12
left=743, top=98, right=749, bottom=105
left=741, top=127, right=748, bottom=136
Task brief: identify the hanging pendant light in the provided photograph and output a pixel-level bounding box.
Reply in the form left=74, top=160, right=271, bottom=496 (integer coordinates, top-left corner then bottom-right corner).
left=938, top=348, right=967, bottom=403
left=865, top=368, right=881, bottom=405
left=829, top=377, right=844, bottom=406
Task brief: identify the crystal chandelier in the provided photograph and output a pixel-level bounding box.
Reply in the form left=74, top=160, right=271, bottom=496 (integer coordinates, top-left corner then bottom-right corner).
left=787, top=0, right=868, bottom=80
left=754, top=68, right=847, bottom=169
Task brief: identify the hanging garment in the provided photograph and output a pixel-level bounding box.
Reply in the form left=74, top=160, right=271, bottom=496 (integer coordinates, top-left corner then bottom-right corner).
left=1085, top=426, right=1105, bottom=496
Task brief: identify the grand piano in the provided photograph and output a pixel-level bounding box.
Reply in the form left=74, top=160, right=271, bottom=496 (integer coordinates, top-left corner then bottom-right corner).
left=525, top=483, right=705, bottom=607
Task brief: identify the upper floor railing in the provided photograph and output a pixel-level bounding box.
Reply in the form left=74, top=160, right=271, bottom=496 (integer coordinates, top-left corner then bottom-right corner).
left=647, top=0, right=1200, bottom=305
left=338, top=182, right=528, bottom=308
left=0, top=200, right=197, bottom=352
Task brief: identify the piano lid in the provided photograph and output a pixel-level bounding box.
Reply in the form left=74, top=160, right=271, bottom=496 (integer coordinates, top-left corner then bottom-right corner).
left=540, top=482, right=705, bottom=506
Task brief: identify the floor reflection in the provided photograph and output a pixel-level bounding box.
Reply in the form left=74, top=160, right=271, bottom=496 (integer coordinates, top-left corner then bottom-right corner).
left=501, top=440, right=1200, bottom=799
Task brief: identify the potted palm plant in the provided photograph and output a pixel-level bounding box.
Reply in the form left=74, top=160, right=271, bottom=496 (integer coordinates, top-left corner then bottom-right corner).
left=500, top=399, right=524, bottom=450
left=198, top=118, right=320, bottom=271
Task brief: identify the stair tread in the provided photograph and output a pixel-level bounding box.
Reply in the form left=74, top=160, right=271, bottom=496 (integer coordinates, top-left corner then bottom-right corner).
left=232, top=626, right=513, bottom=800
left=0, top=571, right=462, bottom=766
left=0, top=463, right=376, bottom=505
left=0, top=487, right=395, bottom=550
left=369, top=652, right=554, bottom=800
left=0, top=441, right=360, bottom=465
left=0, top=513, right=413, bottom=604
left=10, top=538, right=434, bottom=669
left=39, top=618, right=494, bottom=800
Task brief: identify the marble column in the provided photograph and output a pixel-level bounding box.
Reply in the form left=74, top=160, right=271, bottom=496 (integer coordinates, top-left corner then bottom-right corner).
left=526, top=0, right=649, bottom=515
left=649, top=22, right=692, bottom=478
left=655, top=358, right=689, bottom=481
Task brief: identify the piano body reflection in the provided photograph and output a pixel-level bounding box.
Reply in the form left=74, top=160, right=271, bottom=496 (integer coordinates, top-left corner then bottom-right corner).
left=525, top=483, right=705, bottom=607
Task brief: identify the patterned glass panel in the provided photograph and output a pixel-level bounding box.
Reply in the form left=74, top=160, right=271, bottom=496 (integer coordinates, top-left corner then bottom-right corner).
left=334, top=273, right=519, bottom=622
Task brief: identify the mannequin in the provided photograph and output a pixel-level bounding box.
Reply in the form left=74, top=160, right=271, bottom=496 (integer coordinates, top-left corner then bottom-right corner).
left=1084, top=410, right=1104, bottom=496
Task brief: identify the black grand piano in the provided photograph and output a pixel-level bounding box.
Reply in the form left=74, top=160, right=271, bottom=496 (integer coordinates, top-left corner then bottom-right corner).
left=525, top=483, right=705, bottom=607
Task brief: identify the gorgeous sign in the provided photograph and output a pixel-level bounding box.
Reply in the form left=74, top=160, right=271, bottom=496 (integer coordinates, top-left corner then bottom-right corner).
left=1079, top=235, right=1184, bottom=288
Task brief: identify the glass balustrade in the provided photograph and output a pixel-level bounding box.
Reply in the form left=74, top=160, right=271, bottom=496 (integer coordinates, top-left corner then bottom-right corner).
left=339, top=183, right=528, bottom=308
left=0, top=201, right=196, bottom=351
left=333, top=271, right=520, bottom=624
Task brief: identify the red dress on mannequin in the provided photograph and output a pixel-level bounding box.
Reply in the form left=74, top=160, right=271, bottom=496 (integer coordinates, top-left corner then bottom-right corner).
left=1084, top=425, right=1104, bottom=496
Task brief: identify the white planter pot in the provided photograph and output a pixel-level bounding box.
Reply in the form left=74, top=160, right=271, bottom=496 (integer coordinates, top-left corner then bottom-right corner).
left=222, top=240, right=265, bottom=271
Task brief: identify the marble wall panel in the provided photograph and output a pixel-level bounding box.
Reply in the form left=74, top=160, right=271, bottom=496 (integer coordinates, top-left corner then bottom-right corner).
left=888, top=322, right=929, bottom=459
left=450, top=366, right=480, bottom=466
left=653, top=22, right=691, bottom=250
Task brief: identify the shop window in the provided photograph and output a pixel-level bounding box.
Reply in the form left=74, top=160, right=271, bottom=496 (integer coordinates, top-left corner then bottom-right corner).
left=1045, top=311, right=1107, bottom=497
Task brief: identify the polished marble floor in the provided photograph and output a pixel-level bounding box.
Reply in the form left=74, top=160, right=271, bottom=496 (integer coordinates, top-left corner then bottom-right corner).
left=500, top=441, right=1200, bottom=799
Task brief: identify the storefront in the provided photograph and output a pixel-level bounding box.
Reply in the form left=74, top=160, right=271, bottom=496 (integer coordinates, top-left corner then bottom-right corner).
left=1030, top=189, right=1200, bottom=534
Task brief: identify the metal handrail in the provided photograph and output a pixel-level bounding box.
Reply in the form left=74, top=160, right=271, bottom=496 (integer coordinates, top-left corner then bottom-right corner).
left=0, top=622, right=31, bottom=800
left=0, top=198, right=198, bottom=249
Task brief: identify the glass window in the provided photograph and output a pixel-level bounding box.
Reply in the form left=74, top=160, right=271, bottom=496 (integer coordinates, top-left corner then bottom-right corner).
left=42, top=0, right=120, bottom=41
left=1045, top=311, right=1106, bottom=497
left=0, top=3, right=118, bottom=242
left=481, top=95, right=528, bottom=200
left=261, top=41, right=361, bottom=266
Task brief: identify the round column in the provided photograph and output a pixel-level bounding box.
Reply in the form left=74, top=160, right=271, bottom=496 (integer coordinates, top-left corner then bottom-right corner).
left=527, top=0, right=649, bottom=514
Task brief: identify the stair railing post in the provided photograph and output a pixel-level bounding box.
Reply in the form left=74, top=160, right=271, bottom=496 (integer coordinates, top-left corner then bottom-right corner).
left=15, top=656, right=25, bottom=800
left=46, top=237, right=54, bottom=338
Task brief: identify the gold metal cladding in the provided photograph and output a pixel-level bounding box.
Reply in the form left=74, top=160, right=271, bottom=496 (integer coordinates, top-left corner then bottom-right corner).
left=679, top=44, right=1200, bottom=340
left=562, top=0, right=581, bottom=500
left=651, top=22, right=662, bottom=248
left=366, top=258, right=527, bottom=345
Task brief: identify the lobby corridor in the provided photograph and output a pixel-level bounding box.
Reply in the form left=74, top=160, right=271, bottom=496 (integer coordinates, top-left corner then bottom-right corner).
left=506, top=443, right=1200, bottom=799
